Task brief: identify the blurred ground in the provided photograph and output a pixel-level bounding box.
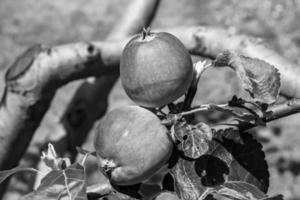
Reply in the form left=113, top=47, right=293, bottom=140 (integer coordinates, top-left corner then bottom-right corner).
left=1, top=0, right=300, bottom=199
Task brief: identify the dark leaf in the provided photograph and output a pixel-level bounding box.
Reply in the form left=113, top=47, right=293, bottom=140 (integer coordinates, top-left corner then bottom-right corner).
left=0, top=167, right=39, bottom=185
left=195, top=155, right=230, bottom=187
left=214, top=51, right=280, bottom=104
left=112, top=183, right=142, bottom=199
left=211, top=128, right=269, bottom=192
left=170, top=128, right=269, bottom=200
left=22, top=162, right=87, bottom=200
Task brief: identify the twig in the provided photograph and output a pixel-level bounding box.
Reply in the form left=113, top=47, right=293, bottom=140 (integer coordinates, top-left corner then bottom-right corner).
left=182, top=60, right=212, bottom=110
left=213, top=99, right=300, bottom=131
left=181, top=104, right=228, bottom=116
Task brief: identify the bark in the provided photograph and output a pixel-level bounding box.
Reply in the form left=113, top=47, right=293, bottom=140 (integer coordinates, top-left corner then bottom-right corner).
left=212, top=98, right=300, bottom=133
left=166, top=26, right=300, bottom=98
left=0, top=0, right=160, bottom=197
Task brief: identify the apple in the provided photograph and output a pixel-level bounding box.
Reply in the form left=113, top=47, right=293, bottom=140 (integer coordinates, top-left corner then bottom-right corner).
left=120, top=29, right=193, bottom=108
left=94, top=105, right=173, bottom=185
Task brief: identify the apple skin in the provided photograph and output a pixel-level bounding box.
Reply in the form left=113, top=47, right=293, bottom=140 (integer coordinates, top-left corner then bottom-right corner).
left=94, top=105, right=173, bottom=185
left=120, top=31, right=193, bottom=108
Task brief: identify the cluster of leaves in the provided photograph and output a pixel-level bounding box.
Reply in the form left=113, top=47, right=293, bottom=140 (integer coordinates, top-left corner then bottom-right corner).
left=0, top=144, right=87, bottom=199
left=162, top=50, right=283, bottom=200
left=0, top=50, right=284, bottom=200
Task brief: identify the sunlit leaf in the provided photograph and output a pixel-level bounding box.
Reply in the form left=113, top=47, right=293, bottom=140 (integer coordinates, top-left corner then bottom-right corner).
left=208, top=181, right=283, bottom=200
left=172, top=120, right=212, bottom=159
left=22, top=162, right=87, bottom=200
left=41, top=143, right=71, bottom=170
left=171, top=157, right=204, bottom=200
left=0, top=167, right=39, bottom=185
left=214, top=50, right=280, bottom=104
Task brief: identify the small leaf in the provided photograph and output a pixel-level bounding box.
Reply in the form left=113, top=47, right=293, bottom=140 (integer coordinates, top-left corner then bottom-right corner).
left=171, top=157, right=204, bottom=200
left=214, top=50, right=280, bottom=104
left=41, top=143, right=71, bottom=170
left=22, top=162, right=87, bottom=200
left=211, top=103, right=261, bottom=124
left=0, top=167, right=39, bottom=185
left=173, top=120, right=212, bottom=159
left=112, top=183, right=142, bottom=199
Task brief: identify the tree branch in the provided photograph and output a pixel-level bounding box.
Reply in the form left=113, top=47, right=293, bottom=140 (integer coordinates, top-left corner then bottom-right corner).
left=166, top=26, right=300, bottom=98
left=212, top=99, right=300, bottom=132
left=0, top=0, right=161, bottom=198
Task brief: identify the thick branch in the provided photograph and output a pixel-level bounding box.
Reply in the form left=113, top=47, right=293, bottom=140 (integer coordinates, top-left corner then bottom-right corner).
left=0, top=0, right=160, bottom=197
left=0, top=41, right=126, bottom=170
left=266, top=99, right=300, bottom=122
left=106, top=0, right=160, bottom=40
left=166, top=26, right=300, bottom=98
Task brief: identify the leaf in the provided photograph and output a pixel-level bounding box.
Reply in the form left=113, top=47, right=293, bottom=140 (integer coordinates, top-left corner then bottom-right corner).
left=112, top=183, right=142, bottom=199
left=0, top=167, right=39, bottom=185
left=171, top=157, right=204, bottom=200
left=214, top=50, right=280, bottom=104
left=209, top=181, right=283, bottom=200
left=41, top=143, right=71, bottom=170
left=22, top=162, right=87, bottom=200
left=172, top=120, right=212, bottom=159
left=211, top=128, right=269, bottom=192
left=170, top=128, right=269, bottom=200
left=210, top=103, right=262, bottom=125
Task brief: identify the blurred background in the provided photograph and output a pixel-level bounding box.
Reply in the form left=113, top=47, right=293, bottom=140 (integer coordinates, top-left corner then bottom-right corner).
left=1, top=0, right=300, bottom=199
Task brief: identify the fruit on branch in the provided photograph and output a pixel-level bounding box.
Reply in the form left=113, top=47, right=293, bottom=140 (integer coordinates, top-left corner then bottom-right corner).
left=120, top=28, right=194, bottom=108
left=94, top=105, right=173, bottom=185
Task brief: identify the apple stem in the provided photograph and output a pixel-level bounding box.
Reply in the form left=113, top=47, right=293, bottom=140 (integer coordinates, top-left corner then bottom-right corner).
left=142, top=27, right=151, bottom=40
left=181, top=60, right=212, bottom=111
